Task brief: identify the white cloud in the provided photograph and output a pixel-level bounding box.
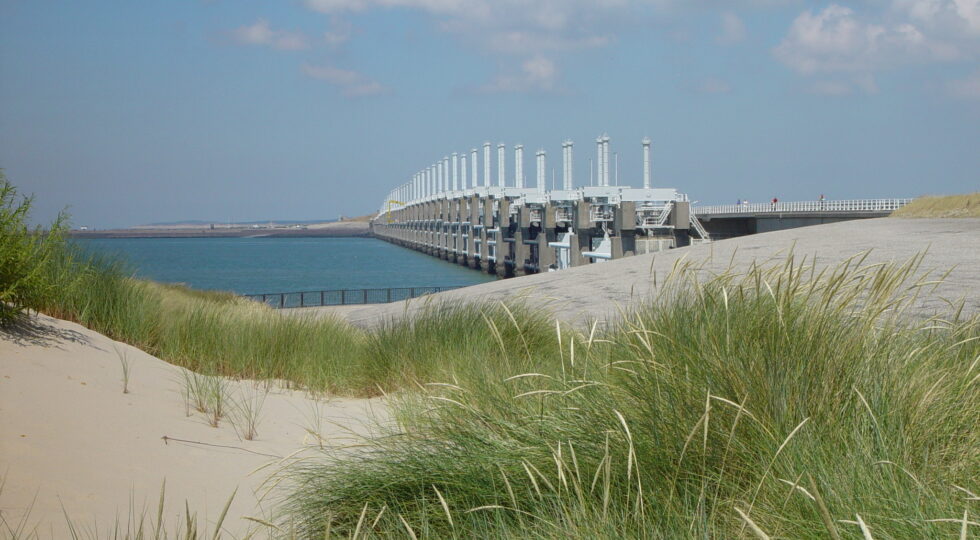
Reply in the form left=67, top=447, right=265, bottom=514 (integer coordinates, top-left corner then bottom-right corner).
left=305, top=0, right=466, bottom=15
left=304, top=0, right=622, bottom=93
left=896, top=0, right=980, bottom=35
left=956, top=0, right=980, bottom=32
left=774, top=2, right=980, bottom=85
left=947, top=69, right=980, bottom=98
left=773, top=5, right=940, bottom=74
left=324, top=16, right=353, bottom=45
left=853, top=73, right=879, bottom=93
left=232, top=19, right=309, bottom=51
left=478, top=55, right=560, bottom=93
left=299, top=0, right=979, bottom=97
left=717, top=12, right=746, bottom=44
left=303, top=63, right=388, bottom=96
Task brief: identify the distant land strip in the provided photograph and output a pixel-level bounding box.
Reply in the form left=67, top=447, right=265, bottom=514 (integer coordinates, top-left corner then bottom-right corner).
left=69, top=221, right=372, bottom=239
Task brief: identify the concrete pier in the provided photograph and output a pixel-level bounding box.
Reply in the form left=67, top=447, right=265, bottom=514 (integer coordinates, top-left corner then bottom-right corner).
left=374, top=135, right=711, bottom=278
left=372, top=135, right=916, bottom=278
left=373, top=185, right=709, bottom=278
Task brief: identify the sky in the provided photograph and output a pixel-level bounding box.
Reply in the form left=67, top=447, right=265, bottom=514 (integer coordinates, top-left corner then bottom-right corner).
left=1, top=0, right=978, bottom=228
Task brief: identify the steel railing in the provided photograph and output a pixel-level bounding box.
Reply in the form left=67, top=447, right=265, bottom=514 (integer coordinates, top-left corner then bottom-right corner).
left=245, top=286, right=464, bottom=309
left=694, top=198, right=913, bottom=216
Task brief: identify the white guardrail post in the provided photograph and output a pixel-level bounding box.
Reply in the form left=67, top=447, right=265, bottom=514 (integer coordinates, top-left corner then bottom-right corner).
left=693, top=199, right=913, bottom=216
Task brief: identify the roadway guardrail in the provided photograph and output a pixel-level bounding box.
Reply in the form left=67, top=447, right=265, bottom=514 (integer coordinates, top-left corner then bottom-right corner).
left=245, top=286, right=464, bottom=309
left=694, top=198, right=913, bottom=216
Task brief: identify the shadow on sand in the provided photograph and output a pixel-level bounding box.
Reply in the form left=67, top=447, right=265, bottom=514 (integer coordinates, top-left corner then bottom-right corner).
left=0, top=314, right=92, bottom=348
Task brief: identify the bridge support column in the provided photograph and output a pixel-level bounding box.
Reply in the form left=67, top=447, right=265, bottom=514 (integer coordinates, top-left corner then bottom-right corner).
left=439, top=199, right=449, bottom=260
left=512, top=206, right=529, bottom=277
left=479, top=196, right=492, bottom=272
left=455, top=198, right=466, bottom=266
left=425, top=203, right=432, bottom=255
left=469, top=195, right=481, bottom=269
left=495, top=198, right=511, bottom=278
left=572, top=201, right=592, bottom=267
left=615, top=201, right=636, bottom=257
left=670, top=200, right=691, bottom=248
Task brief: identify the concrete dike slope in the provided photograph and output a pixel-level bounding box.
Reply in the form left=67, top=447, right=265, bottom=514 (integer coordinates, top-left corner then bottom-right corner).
left=291, top=217, right=980, bottom=327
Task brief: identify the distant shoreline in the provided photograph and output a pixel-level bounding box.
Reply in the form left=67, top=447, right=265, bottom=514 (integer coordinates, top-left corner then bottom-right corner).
left=69, top=221, right=373, bottom=239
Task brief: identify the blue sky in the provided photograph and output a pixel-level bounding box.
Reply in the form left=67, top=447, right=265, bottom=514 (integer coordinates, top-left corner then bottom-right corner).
left=1, top=0, right=978, bottom=228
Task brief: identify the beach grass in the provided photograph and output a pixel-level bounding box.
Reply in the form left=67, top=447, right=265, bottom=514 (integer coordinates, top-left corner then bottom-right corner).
left=36, top=242, right=565, bottom=398
left=112, top=344, right=132, bottom=394
left=892, top=192, right=980, bottom=218
left=0, top=175, right=69, bottom=326
left=273, top=255, right=979, bottom=539
left=228, top=385, right=268, bottom=441
left=1, top=478, right=239, bottom=540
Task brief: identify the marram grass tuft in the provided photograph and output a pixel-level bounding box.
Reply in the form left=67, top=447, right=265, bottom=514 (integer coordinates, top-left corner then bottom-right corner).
left=274, top=255, right=979, bottom=539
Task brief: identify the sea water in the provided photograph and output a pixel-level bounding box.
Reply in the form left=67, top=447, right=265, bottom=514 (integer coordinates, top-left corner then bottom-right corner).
left=75, top=237, right=495, bottom=295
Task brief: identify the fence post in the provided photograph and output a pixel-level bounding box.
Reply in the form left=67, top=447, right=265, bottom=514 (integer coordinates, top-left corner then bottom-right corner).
left=321, top=290, right=325, bottom=306
left=300, top=293, right=305, bottom=308
left=387, top=288, right=392, bottom=303
left=363, top=289, right=368, bottom=304
left=341, top=290, right=346, bottom=304
left=280, top=294, right=284, bottom=308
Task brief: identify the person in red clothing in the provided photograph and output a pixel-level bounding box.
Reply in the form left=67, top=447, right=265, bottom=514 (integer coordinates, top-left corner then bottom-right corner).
left=771, top=197, right=778, bottom=209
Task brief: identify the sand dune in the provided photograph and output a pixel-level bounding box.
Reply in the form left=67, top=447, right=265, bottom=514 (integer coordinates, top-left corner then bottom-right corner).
left=0, top=314, right=386, bottom=538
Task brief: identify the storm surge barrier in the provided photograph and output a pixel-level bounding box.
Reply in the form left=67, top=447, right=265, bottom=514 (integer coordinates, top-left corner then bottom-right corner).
left=372, top=134, right=711, bottom=279
left=372, top=132, right=913, bottom=278
left=245, top=286, right=463, bottom=309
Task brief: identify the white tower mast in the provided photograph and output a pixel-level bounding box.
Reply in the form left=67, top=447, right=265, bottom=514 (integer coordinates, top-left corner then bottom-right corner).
left=602, top=135, right=611, bottom=187
left=437, top=161, right=444, bottom=194
left=442, top=156, right=450, bottom=192
left=642, top=137, right=652, bottom=189
left=483, top=142, right=491, bottom=188
left=536, top=149, right=546, bottom=193
left=497, top=143, right=506, bottom=187
left=595, top=137, right=604, bottom=187
left=562, top=140, right=573, bottom=190
left=514, top=145, right=524, bottom=189
left=451, top=152, right=459, bottom=191
left=470, top=148, right=478, bottom=189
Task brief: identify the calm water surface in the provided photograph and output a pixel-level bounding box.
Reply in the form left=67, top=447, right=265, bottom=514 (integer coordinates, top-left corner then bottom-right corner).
left=76, top=237, right=495, bottom=295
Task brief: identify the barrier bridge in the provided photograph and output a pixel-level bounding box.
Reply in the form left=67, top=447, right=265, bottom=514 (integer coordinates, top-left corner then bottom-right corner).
left=372, top=134, right=912, bottom=278
left=694, top=198, right=911, bottom=239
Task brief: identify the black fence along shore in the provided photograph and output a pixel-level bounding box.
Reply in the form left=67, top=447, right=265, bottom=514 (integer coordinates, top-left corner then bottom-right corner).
left=246, top=286, right=463, bottom=309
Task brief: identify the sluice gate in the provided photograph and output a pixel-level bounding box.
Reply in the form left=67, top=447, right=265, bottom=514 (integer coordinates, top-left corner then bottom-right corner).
left=371, top=135, right=710, bottom=278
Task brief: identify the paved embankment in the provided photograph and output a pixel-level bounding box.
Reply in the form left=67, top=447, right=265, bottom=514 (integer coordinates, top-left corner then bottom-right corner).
left=291, top=218, right=980, bottom=327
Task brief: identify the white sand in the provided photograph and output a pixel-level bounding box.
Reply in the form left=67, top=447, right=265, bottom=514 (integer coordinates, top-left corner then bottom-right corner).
left=0, top=313, right=386, bottom=538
